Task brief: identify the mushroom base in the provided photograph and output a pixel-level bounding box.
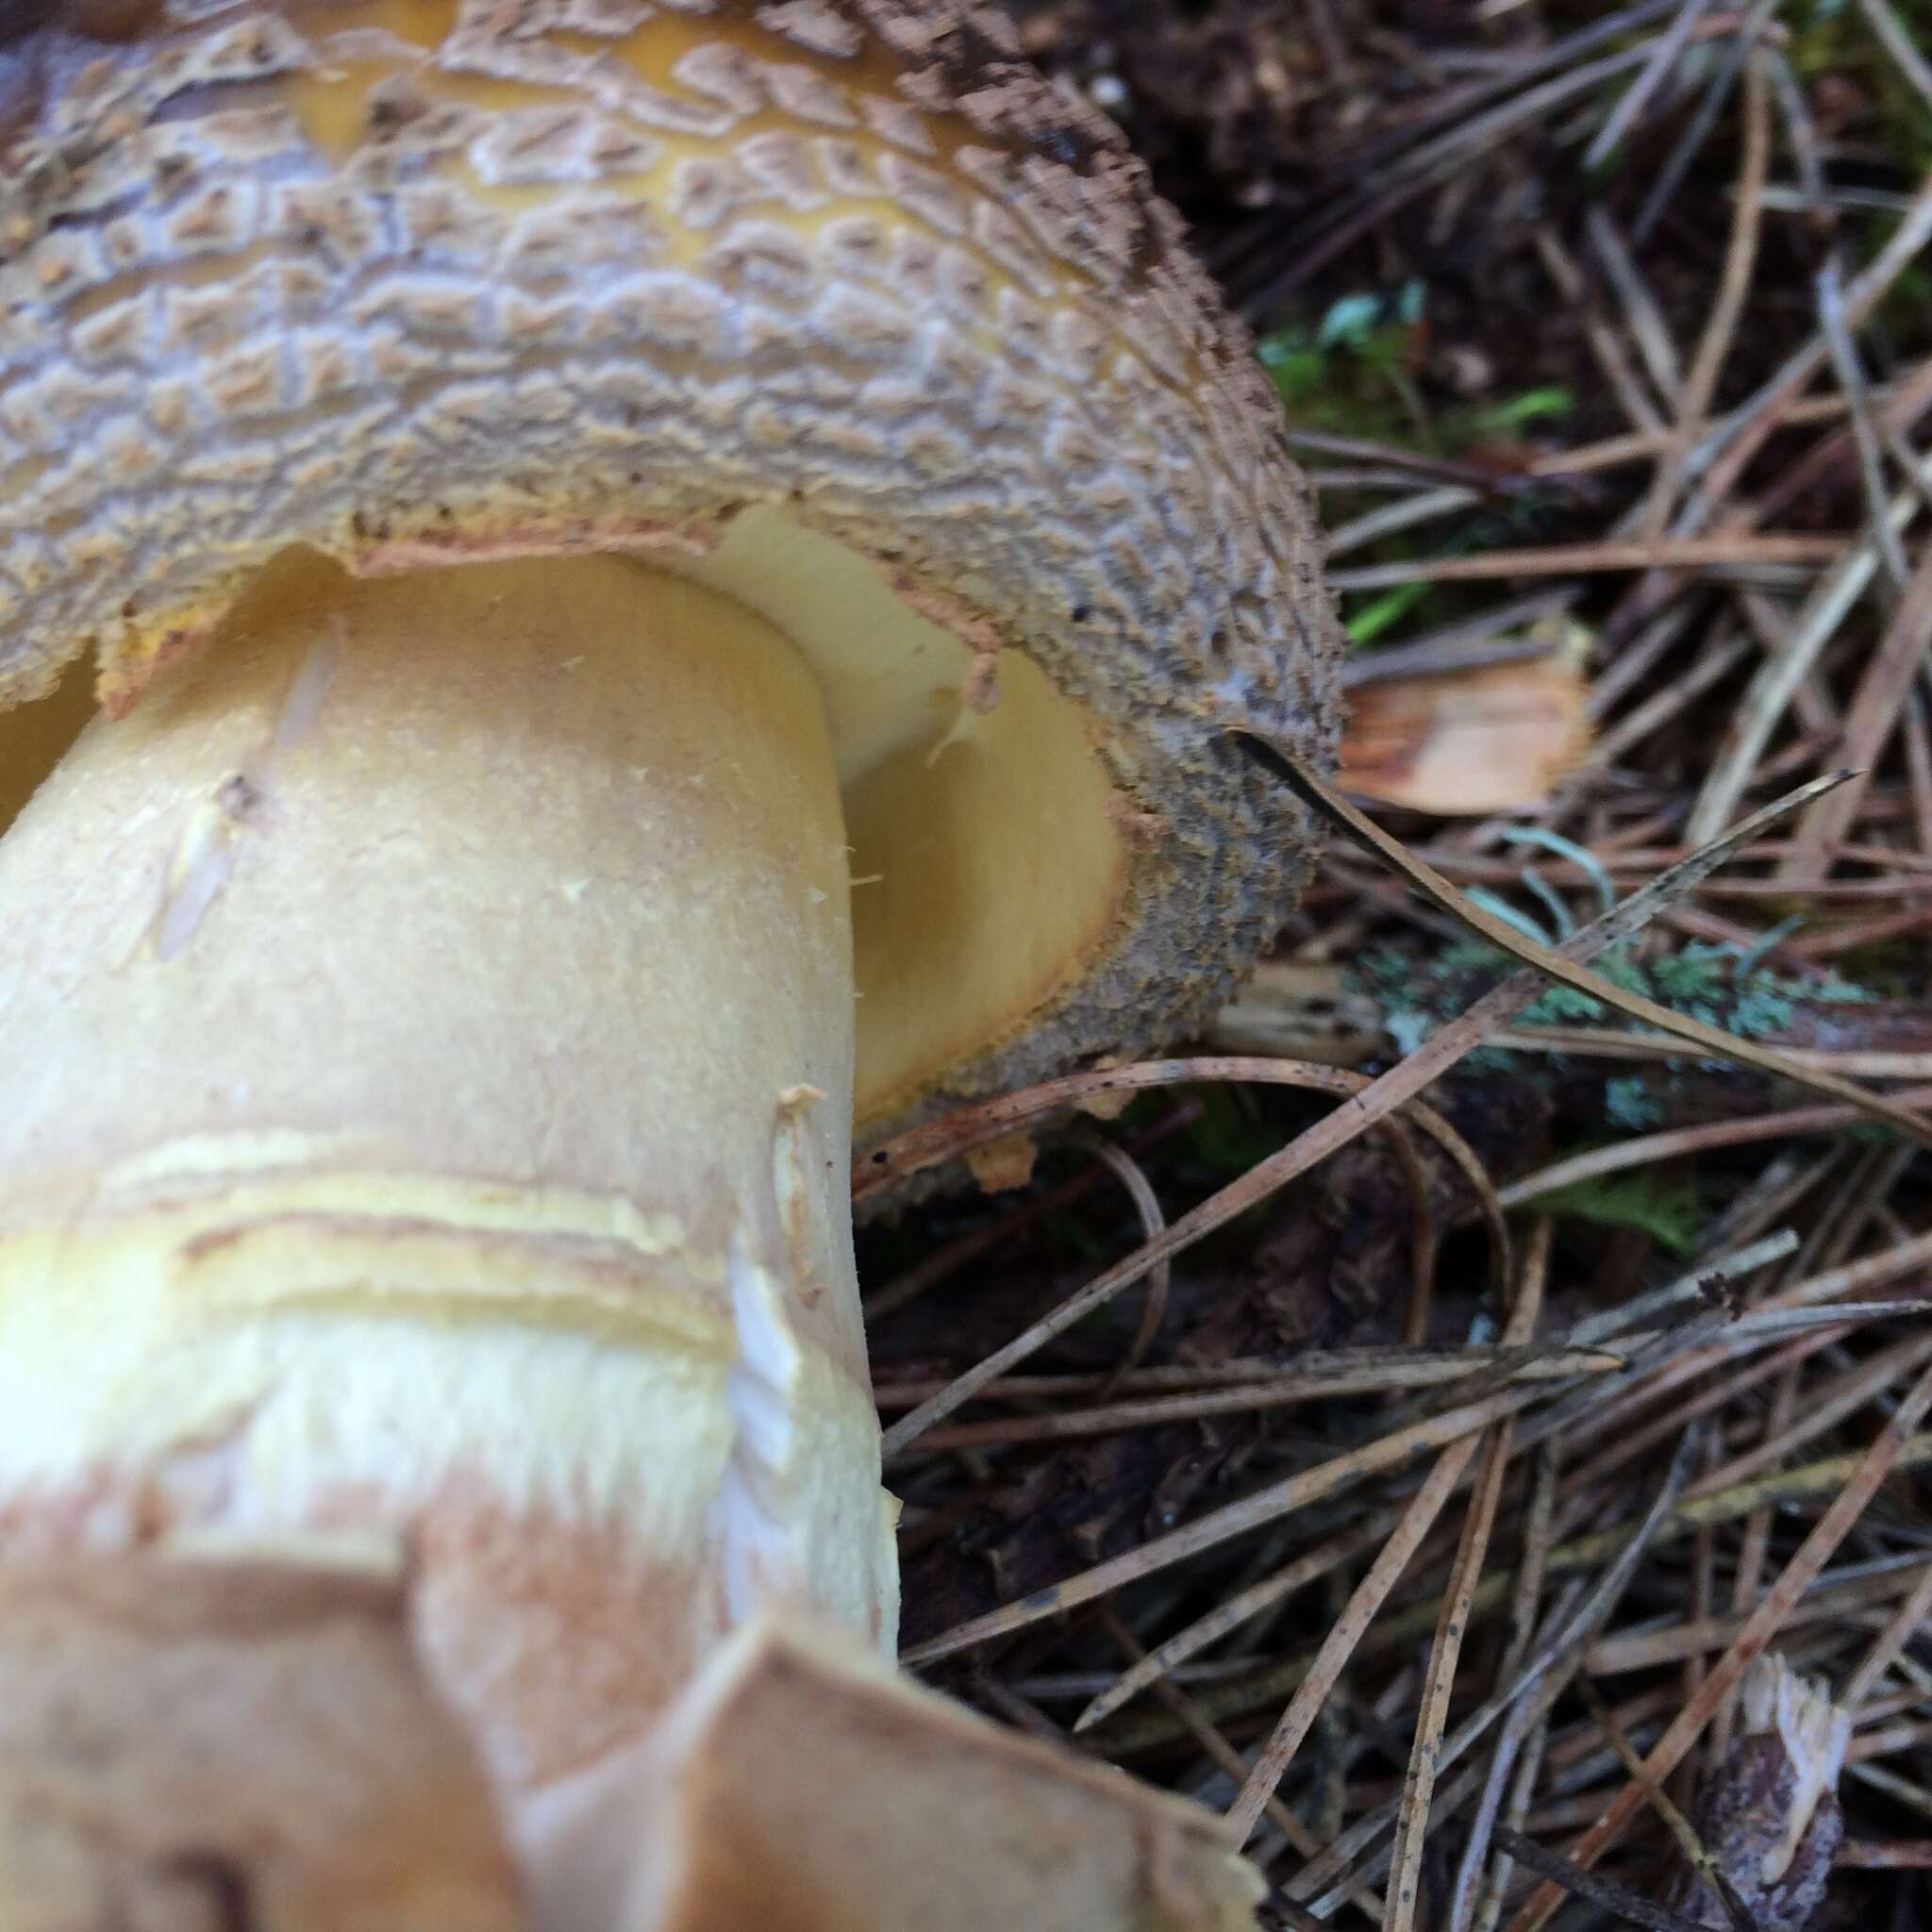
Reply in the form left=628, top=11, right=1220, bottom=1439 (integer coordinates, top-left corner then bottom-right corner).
left=0, top=1553, right=524, bottom=1930
left=0, top=554, right=894, bottom=1811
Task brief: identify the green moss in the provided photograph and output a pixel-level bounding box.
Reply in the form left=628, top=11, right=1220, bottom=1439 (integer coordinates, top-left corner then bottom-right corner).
left=1811, top=974, right=1874, bottom=1003
left=1257, top=291, right=1426, bottom=446
left=1526, top=1173, right=1706, bottom=1255
left=1257, top=286, right=1575, bottom=458
left=1345, top=937, right=1873, bottom=1057
left=1789, top=0, right=1932, bottom=175
left=1520, top=981, right=1606, bottom=1024
left=1729, top=985, right=1799, bottom=1038
left=1254, top=282, right=1582, bottom=651
left=1605, top=1077, right=1663, bottom=1131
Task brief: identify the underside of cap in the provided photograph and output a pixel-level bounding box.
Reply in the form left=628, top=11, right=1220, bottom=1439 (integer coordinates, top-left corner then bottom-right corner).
left=0, top=0, right=1341, bottom=1125
left=575, top=1612, right=1263, bottom=1932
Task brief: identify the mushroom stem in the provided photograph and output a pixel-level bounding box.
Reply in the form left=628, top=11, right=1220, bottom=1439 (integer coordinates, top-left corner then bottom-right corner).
left=0, top=551, right=894, bottom=1818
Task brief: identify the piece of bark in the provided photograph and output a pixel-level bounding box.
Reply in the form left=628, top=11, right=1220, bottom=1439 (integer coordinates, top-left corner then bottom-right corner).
left=0, top=1553, right=523, bottom=1931
left=542, top=1613, right=1263, bottom=1932
left=1337, top=655, right=1591, bottom=816
left=1660, top=1654, right=1848, bottom=1932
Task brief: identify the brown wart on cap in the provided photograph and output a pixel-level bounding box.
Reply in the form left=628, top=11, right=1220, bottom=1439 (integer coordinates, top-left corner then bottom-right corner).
left=0, top=0, right=1339, bottom=1920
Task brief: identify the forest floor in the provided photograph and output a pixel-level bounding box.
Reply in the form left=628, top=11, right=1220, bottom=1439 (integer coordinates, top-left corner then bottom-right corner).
left=870, top=5, right=1932, bottom=1926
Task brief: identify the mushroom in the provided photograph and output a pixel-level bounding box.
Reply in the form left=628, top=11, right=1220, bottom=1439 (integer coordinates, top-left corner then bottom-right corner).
left=0, top=1, right=1339, bottom=1920
left=0, top=1553, right=525, bottom=1929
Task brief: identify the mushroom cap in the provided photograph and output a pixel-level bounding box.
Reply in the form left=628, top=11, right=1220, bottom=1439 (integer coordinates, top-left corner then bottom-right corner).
left=0, top=0, right=1341, bottom=1125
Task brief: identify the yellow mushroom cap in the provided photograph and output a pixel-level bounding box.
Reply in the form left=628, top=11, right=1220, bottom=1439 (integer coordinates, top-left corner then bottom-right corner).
left=0, top=0, right=1341, bottom=1127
